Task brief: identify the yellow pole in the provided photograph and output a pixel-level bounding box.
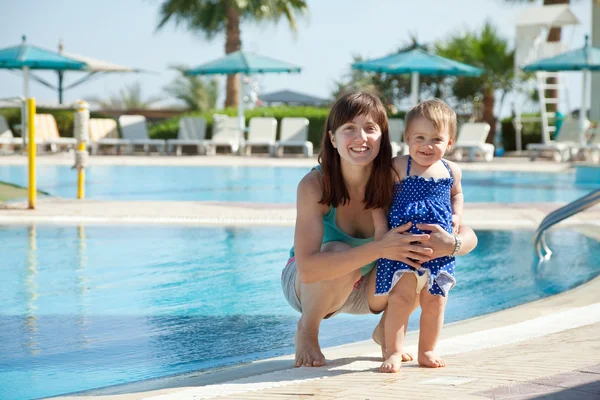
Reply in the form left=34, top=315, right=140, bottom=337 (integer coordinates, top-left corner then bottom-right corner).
left=77, top=142, right=85, bottom=199
left=27, top=98, right=36, bottom=209
left=74, top=100, right=89, bottom=200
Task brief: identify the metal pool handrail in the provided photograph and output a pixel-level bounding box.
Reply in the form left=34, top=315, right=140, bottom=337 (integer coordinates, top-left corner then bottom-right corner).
left=534, top=189, right=600, bottom=262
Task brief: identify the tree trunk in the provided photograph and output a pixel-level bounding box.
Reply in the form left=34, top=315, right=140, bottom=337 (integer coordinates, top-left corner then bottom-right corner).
left=482, top=87, right=495, bottom=144
left=224, top=3, right=241, bottom=108
left=544, top=0, right=569, bottom=113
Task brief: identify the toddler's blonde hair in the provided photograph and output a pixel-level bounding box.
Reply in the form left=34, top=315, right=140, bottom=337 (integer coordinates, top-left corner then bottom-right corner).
left=405, top=98, right=457, bottom=141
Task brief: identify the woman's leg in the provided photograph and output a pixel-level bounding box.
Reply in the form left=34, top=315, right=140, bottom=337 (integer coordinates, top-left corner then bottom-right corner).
left=294, top=241, right=361, bottom=367
left=380, top=273, right=418, bottom=373
left=418, top=289, right=447, bottom=368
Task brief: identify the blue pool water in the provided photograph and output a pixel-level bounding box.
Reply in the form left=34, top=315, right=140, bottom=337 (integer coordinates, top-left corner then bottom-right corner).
left=1, top=165, right=598, bottom=203
left=1, top=225, right=599, bottom=400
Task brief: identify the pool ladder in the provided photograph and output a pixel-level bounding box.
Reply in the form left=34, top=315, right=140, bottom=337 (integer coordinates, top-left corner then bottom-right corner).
left=534, top=189, right=600, bottom=263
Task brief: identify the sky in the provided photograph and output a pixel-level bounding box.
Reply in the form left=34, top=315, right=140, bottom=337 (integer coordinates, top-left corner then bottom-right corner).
left=0, top=0, right=594, bottom=117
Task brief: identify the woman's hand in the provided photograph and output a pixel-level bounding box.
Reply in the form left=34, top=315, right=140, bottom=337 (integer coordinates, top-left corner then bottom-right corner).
left=416, top=223, right=455, bottom=259
left=378, top=222, right=433, bottom=269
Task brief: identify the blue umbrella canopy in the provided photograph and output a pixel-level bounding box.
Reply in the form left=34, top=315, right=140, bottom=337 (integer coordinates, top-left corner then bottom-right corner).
left=352, top=48, right=484, bottom=76
left=523, top=36, right=600, bottom=72
left=0, top=37, right=145, bottom=103
left=352, top=47, right=483, bottom=106
left=184, top=50, right=301, bottom=75
left=0, top=36, right=86, bottom=70
left=184, top=50, right=302, bottom=135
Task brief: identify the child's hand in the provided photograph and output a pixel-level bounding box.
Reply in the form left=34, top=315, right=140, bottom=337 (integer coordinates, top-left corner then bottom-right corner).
left=452, top=215, right=461, bottom=234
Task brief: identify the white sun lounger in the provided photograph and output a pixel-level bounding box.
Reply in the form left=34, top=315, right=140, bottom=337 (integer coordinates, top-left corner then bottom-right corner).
left=37, top=114, right=77, bottom=152
left=580, top=125, right=600, bottom=163
left=243, top=117, right=277, bottom=156
left=453, top=122, right=494, bottom=162
left=275, top=117, right=312, bottom=157
left=527, top=118, right=587, bottom=162
left=167, top=116, right=207, bottom=155
left=89, top=118, right=120, bottom=154
left=0, top=115, right=25, bottom=153
left=205, top=114, right=243, bottom=155
left=388, top=118, right=408, bottom=156
left=118, top=115, right=166, bottom=155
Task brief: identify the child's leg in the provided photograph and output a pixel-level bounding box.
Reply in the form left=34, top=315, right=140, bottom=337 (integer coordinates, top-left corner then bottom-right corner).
left=418, top=289, right=447, bottom=368
left=381, top=273, right=418, bottom=373
left=372, top=309, right=414, bottom=361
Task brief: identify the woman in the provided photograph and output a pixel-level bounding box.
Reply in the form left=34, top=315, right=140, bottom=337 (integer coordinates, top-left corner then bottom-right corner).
left=281, top=91, right=477, bottom=367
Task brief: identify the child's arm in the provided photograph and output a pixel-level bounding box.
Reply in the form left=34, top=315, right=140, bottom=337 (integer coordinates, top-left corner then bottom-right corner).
left=372, top=208, right=389, bottom=241
left=447, top=161, right=464, bottom=233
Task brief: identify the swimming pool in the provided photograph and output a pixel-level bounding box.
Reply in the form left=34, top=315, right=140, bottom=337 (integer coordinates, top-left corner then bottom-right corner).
left=1, top=165, right=598, bottom=203
left=1, top=225, right=599, bottom=400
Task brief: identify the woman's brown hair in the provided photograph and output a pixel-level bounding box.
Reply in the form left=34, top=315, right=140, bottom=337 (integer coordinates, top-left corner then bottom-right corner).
left=318, top=91, right=393, bottom=209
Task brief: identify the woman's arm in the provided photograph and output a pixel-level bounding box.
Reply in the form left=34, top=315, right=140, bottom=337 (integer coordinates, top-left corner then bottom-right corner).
left=294, top=174, right=431, bottom=284
left=447, top=161, right=464, bottom=233
left=415, top=223, right=477, bottom=260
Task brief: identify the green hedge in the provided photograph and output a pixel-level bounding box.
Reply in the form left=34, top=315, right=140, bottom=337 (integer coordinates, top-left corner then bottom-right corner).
left=149, top=106, right=331, bottom=146
left=500, top=113, right=549, bottom=151
left=150, top=107, right=411, bottom=147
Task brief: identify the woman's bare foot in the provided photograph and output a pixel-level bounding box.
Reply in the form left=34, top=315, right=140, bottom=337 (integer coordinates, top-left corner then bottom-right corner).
left=380, top=352, right=404, bottom=373
left=418, top=351, right=446, bottom=368
left=295, top=330, right=325, bottom=367
left=372, top=323, right=414, bottom=362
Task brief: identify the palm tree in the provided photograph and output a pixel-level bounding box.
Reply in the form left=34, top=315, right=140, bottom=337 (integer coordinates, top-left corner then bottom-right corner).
left=165, top=66, right=219, bottom=111
left=87, top=82, right=163, bottom=110
left=156, top=0, right=308, bottom=108
left=437, top=22, right=515, bottom=144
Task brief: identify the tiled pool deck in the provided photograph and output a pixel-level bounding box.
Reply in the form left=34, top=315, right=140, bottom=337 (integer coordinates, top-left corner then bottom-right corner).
left=1, top=155, right=598, bottom=399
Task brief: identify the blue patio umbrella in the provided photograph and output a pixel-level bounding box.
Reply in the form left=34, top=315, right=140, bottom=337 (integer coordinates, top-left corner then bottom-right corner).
left=0, top=36, right=86, bottom=141
left=0, top=36, right=145, bottom=104
left=184, top=51, right=301, bottom=75
left=352, top=47, right=484, bottom=105
left=523, top=35, right=599, bottom=145
left=184, top=51, right=302, bottom=131
left=0, top=36, right=86, bottom=99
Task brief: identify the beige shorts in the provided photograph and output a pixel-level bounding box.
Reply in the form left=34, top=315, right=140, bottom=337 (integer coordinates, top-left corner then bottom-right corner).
left=281, top=257, right=377, bottom=318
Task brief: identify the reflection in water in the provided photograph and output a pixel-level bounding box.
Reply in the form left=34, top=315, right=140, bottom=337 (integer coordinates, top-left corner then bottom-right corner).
left=76, top=225, right=91, bottom=347
left=145, top=314, right=297, bottom=375
left=531, top=231, right=594, bottom=296
left=24, top=225, right=39, bottom=355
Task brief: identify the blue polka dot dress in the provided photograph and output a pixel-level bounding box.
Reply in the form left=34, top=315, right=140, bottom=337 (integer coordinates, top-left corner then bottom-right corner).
left=375, top=156, right=456, bottom=297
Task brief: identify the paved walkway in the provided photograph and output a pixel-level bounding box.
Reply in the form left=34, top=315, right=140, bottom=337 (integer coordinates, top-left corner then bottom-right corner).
left=2, top=199, right=599, bottom=232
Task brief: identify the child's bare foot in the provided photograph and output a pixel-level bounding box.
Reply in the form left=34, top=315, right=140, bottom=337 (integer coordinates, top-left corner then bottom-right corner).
left=380, top=352, right=404, bottom=373
left=418, top=351, right=446, bottom=368
left=294, top=330, right=325, bottom=367
left=372, top=323, right=414, bottom=361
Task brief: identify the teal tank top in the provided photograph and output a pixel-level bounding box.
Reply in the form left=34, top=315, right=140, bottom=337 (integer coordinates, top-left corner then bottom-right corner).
left=289, top=166, right=376, bottom=277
